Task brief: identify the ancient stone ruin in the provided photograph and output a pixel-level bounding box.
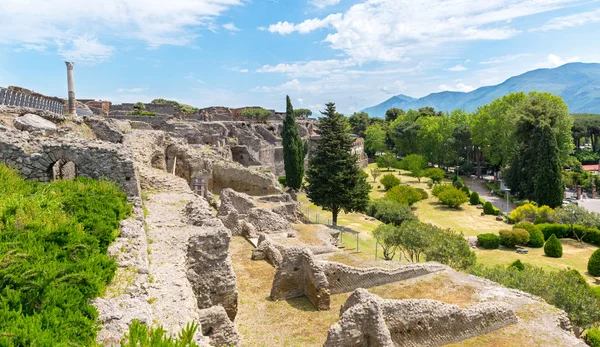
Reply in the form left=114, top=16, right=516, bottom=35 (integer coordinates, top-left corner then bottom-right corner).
left=324, top=288, right=518, bottom=347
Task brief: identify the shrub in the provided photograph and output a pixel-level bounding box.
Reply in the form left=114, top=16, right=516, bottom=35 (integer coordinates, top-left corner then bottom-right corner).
left=432, top=184, right=453, bottom=197
left=121, top=320, right=200, bottom=347
left=537, top=223, right=571, bottom=239
left=509, top=203, right=539, bottom=223
left=453, top=179, right=463, bottom=189
left=499, top=228, right=530, bottom=248
left=380, top=174, right=401, bottom=191
left=278, top=176, right=287, bottom=187
left=588, top=249, right=600, bottom=277
left=544, top=234, right=563, bottom=258
left=470, top=264, right=600, bottom=328
left=514, top=222, right=544, bottom=248
left=461, top=185, right=470, bottom=197
left=0, top=165, right=131, bottom=345
left=437, top=187, right=468, bottom=208
left=477, top=233, right=500, bottom=249
left=509, top=259, right=525, bottom=271
left=423, top=226, right=476, bottom=270
left=588, top=327, right=600, bottom=347
left=415, top=187, right=429, bottom=200
left=386, top=185, right=423, bottom=206
left=368, top=199, right=417, bottom=226
left=373, top=223, right=401, bottom=260
left=470, top=191, right=480, bottom=205
left=424, top=168, right=445, bottom=184
left=483, top=201, right=495, bottom=215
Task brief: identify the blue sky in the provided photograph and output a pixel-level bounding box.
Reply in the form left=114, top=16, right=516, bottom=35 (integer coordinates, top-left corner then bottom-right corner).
left=1, top=0, right=599, bottom=114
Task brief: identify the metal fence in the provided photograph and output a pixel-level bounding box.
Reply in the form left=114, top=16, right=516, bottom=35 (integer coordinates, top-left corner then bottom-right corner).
left=0, top=87, right=64, bottom=114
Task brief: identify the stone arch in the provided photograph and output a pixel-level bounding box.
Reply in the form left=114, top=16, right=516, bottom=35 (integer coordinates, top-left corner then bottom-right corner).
left=165, top=144, right=193, bottom=183
left=50, top=159, right=77, bottom=180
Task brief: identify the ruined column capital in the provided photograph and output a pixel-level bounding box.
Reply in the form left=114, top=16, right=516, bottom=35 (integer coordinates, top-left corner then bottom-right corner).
left=65, top=61, right=75, bottom=70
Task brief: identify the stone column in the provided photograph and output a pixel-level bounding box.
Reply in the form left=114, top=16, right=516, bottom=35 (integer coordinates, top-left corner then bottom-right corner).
left=65, top=62, right=77, bottom=116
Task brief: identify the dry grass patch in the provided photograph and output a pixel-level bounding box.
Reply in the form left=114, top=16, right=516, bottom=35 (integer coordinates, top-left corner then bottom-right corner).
left=369, top=274, right=476, bottom=308
left=447, top=327, right=550, bottom=347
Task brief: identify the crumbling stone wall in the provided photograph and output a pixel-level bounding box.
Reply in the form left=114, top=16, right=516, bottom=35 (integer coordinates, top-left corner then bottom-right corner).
left=0, top=129, right=140, bottom=196
left=269, top=247, right=331, bottom=311
left=322, top=261, right=446, bottom=295
left=324, top=289, right=518, bottom=347
left=269, top=247, right=446, bottom=310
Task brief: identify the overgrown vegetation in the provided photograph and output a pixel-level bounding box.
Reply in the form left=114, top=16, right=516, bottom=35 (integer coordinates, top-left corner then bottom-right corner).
left=241, top=107, right=272, bottom=122
left=129, top=102, right=157, bottom=117
left=0, top=164, right=131, bottom=345
left=470, top=263, right=600, bottom=328
left=120, top=319, right=200, bottom=347
left=151, top=98, right=198, bottom=114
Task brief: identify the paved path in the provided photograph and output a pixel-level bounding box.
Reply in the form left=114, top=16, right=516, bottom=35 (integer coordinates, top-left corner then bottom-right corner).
left=464, top=178, right=516, bottom=214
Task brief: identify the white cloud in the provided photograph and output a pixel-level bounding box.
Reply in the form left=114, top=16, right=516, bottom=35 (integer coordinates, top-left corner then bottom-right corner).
left=256, top=58, right=356, bottom=78
left=533, top=9, right=600, bottom=31
left=223, top=22, right=240, bottom=31
left=540, top=54, right=580, bottom=68
left=480, top=53, right=531, bottom=64
left=16, top=44, right=47, bottom=52
left=267, top=14, right=342, bottom=35
left=310, top=0, right=341, bottom=9
left=298, top=98, right=304, bottom=104
left=0, top=0, right=243, bottom=48
left=446, top=64, right=467, bottom=72
left=117, top=87, right=147, bottom=93
left=266, top=0, right=584, bottom=62
left=57, top=36, right=115, bottom=64
left=239, top=68, right=249, bottom=73
left=439, top=83, right=475, bottom=93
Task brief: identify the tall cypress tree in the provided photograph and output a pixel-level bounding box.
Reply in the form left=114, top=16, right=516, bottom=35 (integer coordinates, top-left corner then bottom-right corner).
left=305, top=102, right=371, bottom=226
left=282, top=95, right=304, bottom=190
left=534, top=125, right=564, bottom=207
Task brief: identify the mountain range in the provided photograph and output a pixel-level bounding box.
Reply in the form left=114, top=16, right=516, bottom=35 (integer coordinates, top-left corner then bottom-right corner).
left=362, top=62, right=600, bottom=117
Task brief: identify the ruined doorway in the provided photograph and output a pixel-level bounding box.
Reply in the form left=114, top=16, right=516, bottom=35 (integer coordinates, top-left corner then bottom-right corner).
left=51, top=159, right=77, bottom=180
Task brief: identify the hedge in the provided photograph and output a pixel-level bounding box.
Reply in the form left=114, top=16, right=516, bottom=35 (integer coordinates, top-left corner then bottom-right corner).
left=588, top=249, right=600, bottom=277
left=514, top=222, right=544, bottom=248
left=537, top=223, right=600, bottom=245
left=477, top=233, right=500, bottom=249
left=499, top=228, right=530, bottom=248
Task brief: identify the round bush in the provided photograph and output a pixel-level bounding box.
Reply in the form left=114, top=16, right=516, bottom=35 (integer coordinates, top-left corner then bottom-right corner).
left=483, top=201, right=495, bottom=215
left=499, top=228, right=530, bottom=248
left=544, top=234, right=563, bottom=258
left=461, top=185, right=470, bottom=197
left=415, top=187, right=429, bottom=200
left=477, top=233, right=500, bottom=249
left=514, top=222, right=544, bottom=248
left=453, top=180, right=463, bottom=189
left=369, top=199, right=417, bottom=226
left=469, top=191, right=480, bottom=205
left=386, top=185, right=423, bottom=206
left=380, top=174, right=401, bottom=191
left=509, top=259, right=525, bottom=271
left=437, top=187, right=468, bottom=208
left=588, top=249, right=600, bottom=277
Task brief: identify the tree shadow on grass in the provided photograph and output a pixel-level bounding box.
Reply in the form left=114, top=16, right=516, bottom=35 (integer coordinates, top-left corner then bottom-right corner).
left=285, top=296, right=318, bottom=312
left=426, top=200, right=466, bottom=212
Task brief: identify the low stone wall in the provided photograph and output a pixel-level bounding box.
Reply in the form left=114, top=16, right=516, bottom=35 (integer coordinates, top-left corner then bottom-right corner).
left=269, top=247, right=447, bottom=310
left=109, top=103, right=176, bottom=115
left=324, top=289, right=518, bottom=347
left=0, top=129, right=140, bottom=196
left=322, top=261, right=446, bottom=295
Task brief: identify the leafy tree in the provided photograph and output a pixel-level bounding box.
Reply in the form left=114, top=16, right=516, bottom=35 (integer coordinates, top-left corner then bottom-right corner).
left=380, top=174, right=401, bottom=191
left=368, top=199, right=417, bottom=226
left=348, top=112, right=370, bottom=137
left=373, top=224, right=401, bottom=260
left=242, top=107, right=272, bottom=122
left=544, top=234, right=563, bottom=258
left=587, top=249, right=600, bottom=277
left=364, top=123, right=387, bottom=156
left=282, top=96, right=305, bottom=190
left=397, top=221, right=431, bottom=262
left=470, top=191, right=480, bottom=205
left=389, top=118, right=420, bottom=155
left=556, top=204, right=597, bottom=242
left=437, top=187, right=468, bottom=208
left=424, top=168, right=445, bottom=184
left=294, top=108, right=313, bottom=118
left=401, top=154, right=427, bottom=182
left=376, top=152, right=398, bottom=171
left=305, top=103, right=371, bottom=226
left=424, top=225, right=476, bottom=269
left=385, top=108, right=404, bottom=123
left=370, top=167, right=382, bottom=182
left=386, top=185, right=423, bottom=206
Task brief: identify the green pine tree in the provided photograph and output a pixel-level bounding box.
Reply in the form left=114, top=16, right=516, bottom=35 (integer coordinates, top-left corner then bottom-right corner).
left=282, top=95, right=305, bottom=190
left=305, top=102, right=371, bottom=226
left=534, top=125, right=564, bottom=208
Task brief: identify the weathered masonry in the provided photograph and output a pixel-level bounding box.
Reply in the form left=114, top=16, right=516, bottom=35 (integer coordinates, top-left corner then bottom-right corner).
left=0, top=87, right=64, bottom=114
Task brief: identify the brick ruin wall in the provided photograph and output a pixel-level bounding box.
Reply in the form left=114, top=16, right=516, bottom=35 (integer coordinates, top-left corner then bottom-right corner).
left=109, top=103, right=176, bottom=115
left=0, top=130, right=140, bottom=196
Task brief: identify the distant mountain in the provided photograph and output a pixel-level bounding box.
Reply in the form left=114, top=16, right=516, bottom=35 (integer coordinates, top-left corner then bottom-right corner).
left=362, top=63, right=600, bottom=117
